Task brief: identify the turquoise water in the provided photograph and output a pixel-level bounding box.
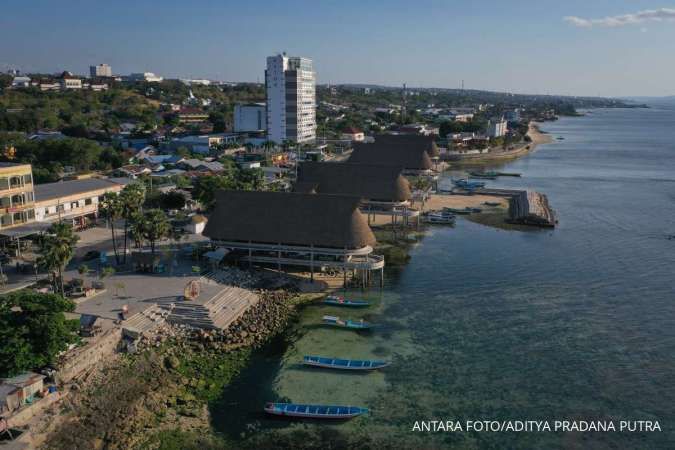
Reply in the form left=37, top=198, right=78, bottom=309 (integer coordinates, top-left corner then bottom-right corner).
left=213, top=107, right=675, bottom=448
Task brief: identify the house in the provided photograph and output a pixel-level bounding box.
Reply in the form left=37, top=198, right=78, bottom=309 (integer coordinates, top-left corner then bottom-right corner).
left=0, top=372, right=46, bottom=414
left=128, top=72, right=163, bottom=83
left=117, top=165, right=152, bottom=179
left=178, top=159, right=225, bottom=173
left=340, top=127, right=365, bottom=142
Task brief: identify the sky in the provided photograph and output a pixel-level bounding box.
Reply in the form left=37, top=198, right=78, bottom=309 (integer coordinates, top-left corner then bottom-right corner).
left=1, top=0, right=674, bottom=97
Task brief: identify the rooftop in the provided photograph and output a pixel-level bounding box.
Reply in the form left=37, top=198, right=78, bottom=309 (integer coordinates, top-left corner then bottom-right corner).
left=295, top=162, right=411, bottom=202
left=348, top=134, right=438, bottom=171
left=34, top=178, right=128, bottom=203
left=204, top=190, right=376, bottom=249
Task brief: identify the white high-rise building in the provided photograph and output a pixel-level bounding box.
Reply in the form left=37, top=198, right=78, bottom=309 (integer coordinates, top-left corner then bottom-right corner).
left=90, top=64, right=112, bottom=78
left=265, top=54, right=316, bottom=144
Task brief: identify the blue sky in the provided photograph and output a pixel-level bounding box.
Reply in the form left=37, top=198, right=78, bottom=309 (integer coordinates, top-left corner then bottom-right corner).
left=1, top=0, right=674, bottom=97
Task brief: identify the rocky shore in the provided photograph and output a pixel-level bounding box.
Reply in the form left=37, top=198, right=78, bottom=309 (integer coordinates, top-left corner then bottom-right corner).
left=43, top=289, right=323, bottom=450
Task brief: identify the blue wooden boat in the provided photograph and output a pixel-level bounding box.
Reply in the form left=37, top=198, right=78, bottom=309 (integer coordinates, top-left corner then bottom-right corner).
left=264, top=402, right=368, bottom=419
left=323, top=295, right=370, bottom=308
left=453, top=179, right=486, bottom=189
left=322, top=315, right=372, bottom=329
left=443, top=207, right=471, bottom=215
left=303, top=355, right=390, bottom=371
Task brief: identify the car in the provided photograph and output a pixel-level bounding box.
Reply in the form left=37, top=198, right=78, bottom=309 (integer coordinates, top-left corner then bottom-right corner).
left=83, top=250, right=101, bottom=261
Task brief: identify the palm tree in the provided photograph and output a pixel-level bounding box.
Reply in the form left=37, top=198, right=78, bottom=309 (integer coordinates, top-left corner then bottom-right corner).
left=38, top=223, right=79, bottom=296
left=142, top=209, right=169, bottom=256
left=119, top=183, right=145, bottom=263
left=99, top=192, right=123, bottom=264
left=129, top=211, right=146, bottom=249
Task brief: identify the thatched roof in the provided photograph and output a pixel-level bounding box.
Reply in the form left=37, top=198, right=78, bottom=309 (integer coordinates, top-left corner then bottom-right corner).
left=348, top=134, right=437, bottom=170
left=295, top=162, right=411, bottom=202
left=203, top=191, right=376, bottom=249
left=374, top=134, right=439, bottom=158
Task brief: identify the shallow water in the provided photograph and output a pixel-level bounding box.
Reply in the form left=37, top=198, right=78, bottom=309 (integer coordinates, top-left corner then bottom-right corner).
left=213, top=107, right=675, bottom=448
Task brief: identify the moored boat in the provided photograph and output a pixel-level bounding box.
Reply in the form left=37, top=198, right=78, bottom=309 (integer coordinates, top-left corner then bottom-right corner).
left=453, top=178, right=486, bottom=189
left=496, top=172, right=521, bottom=177
left=483, top=201, right=501, bottom=207
left=443, top=207, right=471, bottom=215
left=324, top=295, right=370, bottom=308
left=468, top=171, right=498, bottom=180
left=423, top=211, right=456, bottom=224
left=322, top=315, right=372, bottom=329
left=264, top=402, right=368, bottom=419
left=303, top=355, right=390, bottom=370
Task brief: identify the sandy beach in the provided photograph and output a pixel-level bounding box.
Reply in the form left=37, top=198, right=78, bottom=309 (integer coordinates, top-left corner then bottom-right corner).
left=527, top=122, right=554, bottom=146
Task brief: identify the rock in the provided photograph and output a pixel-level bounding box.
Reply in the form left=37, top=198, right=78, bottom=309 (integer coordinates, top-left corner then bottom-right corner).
left=165, top=355, right=180, bottom=370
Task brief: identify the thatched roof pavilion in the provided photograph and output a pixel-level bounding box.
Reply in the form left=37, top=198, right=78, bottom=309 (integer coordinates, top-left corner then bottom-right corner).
left=294, top=162, right=412, bottom=203
left=348, top=134, right=438, bottom=171
left=203, top=190, right=376, bottom=249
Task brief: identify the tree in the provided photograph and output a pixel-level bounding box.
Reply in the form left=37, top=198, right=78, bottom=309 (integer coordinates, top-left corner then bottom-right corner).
left=38, top=223, right=80, bottom=296
left=0, top=291, right=79, bottom=377
left=128, top=211, right=146, bottom=249
left=119, top=183, right=146, bottom=263
left=192, top=175, right=236, bottom=210
left=141, top=209, right=169, bottom=256
left=99, top=192, right=123, bottom=264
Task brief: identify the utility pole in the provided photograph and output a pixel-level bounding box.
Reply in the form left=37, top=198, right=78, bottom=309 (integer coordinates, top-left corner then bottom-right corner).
left=402, top=83, right=407, bottom=124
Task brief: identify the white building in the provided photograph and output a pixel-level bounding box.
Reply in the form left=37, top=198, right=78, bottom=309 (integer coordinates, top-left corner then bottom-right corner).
left=11, top=76, right=31, bottom=88
left=169, top=133, right=239, bottom=154
left=486, top=118, right=508, bottom=138
left=129, top=72, right=163, bottom=83
left=90, top=64, right=112, bottom=77
left=265, top=54, right=316, bottom=144
left=234, top=103, right=266, bottom=133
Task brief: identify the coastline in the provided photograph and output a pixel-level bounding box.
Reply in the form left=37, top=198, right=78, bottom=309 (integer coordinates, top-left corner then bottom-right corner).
left=446, top=121, right=554, bottom=166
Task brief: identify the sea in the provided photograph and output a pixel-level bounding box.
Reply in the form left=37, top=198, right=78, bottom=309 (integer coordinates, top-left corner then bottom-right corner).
left=212, top=106, right=675, bottom=449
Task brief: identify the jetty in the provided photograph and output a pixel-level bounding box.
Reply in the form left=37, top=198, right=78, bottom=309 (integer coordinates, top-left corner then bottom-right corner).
left=507, top=191, right=556, bottom=227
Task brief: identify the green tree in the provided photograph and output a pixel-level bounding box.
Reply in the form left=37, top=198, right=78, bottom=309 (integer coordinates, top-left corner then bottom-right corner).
left=192, top=175, right=236, bottom=210
left=99, top=192, right=123, bottom=264
left=38, top=222, right=80, bottom=296
left=141, top=209, right=170, bottom=256
left=0, top=291, right=78, bottom=377
left=119, top=183, right=146, bottom=263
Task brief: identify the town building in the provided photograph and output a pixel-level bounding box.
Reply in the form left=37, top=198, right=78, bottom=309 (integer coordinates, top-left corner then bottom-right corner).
left=169, top=133, right=239, bottom=154
left=265, top=54, right=316, bottom=144
left=128, top=72, right=163, bottom=83
left=505, top=109, right=521, bottom=123
left=234, top=103, right=267, bottom=133
left=176, top=107, right=209, bottom=124
left=90, top=63, right=112, bottom=78
left=33, top=178, right=127, bottom=228
left=0, top=372, right=46, bottom=414
left=0, top=163, right=36, bottom=230
left=204, top=190, right=384, bottom=285
left=59, top=72, right=82, bottom=90
left=340, top=127, right=365, bottom=142
left=486, top=118, right=508, bottom=138
left=11, top=76, right=31, bottom=88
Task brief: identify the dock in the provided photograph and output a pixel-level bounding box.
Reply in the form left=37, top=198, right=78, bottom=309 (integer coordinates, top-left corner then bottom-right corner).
left=507, top=191, right=556, bottom=227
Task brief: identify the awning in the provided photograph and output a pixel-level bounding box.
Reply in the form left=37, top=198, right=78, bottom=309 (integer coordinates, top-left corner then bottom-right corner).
left=0, top=221, right=52, bottom=239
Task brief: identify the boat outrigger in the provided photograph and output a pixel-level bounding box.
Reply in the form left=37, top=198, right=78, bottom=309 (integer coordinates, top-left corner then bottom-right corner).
left=303, top=355, right=390, bottom=371
left=468, top=171, right=498, bottom=180
left=322, top=315, right=372, bottom=330
left=264, top=402, right=368, bottom=419
left=323, top=295, right=370, bottom=308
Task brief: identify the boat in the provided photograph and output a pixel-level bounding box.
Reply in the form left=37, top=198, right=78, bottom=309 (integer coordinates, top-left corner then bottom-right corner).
left=265, top=402, right=368, bottom=419
left=496, top=172, right=521, bottom=177
left=423, top=211, right=456, bottom=224
left=468, top=171, right=498, bottom=180
left=323, top=295, right=370, bottom=308
left=303, top=355, right=390, bottom=371
left=453, top=179, right=486, bottom=189
left=442, top=207, right=471, bottom=215
left=483, top=201, right=501, bottom=207
left=322, top=315, right=372, bottom=329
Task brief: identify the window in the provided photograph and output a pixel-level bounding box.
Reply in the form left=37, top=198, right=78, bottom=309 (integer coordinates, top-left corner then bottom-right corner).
left=10, top=176, right=22, bottom=188
left=85, top=198, right=93, bottom=206
left=0, top=196, right=10, bottom=207
left=23, top=174, right=32, bottom=185
left=0, top=214, right=11, bottom=227
left=71, top=202, right=79, bottom=209
left=0, top=178, right=8, bottom=190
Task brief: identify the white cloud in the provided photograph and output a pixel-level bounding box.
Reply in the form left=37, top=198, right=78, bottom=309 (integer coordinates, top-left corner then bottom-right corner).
left=564, top=8, right=675, bottom=28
